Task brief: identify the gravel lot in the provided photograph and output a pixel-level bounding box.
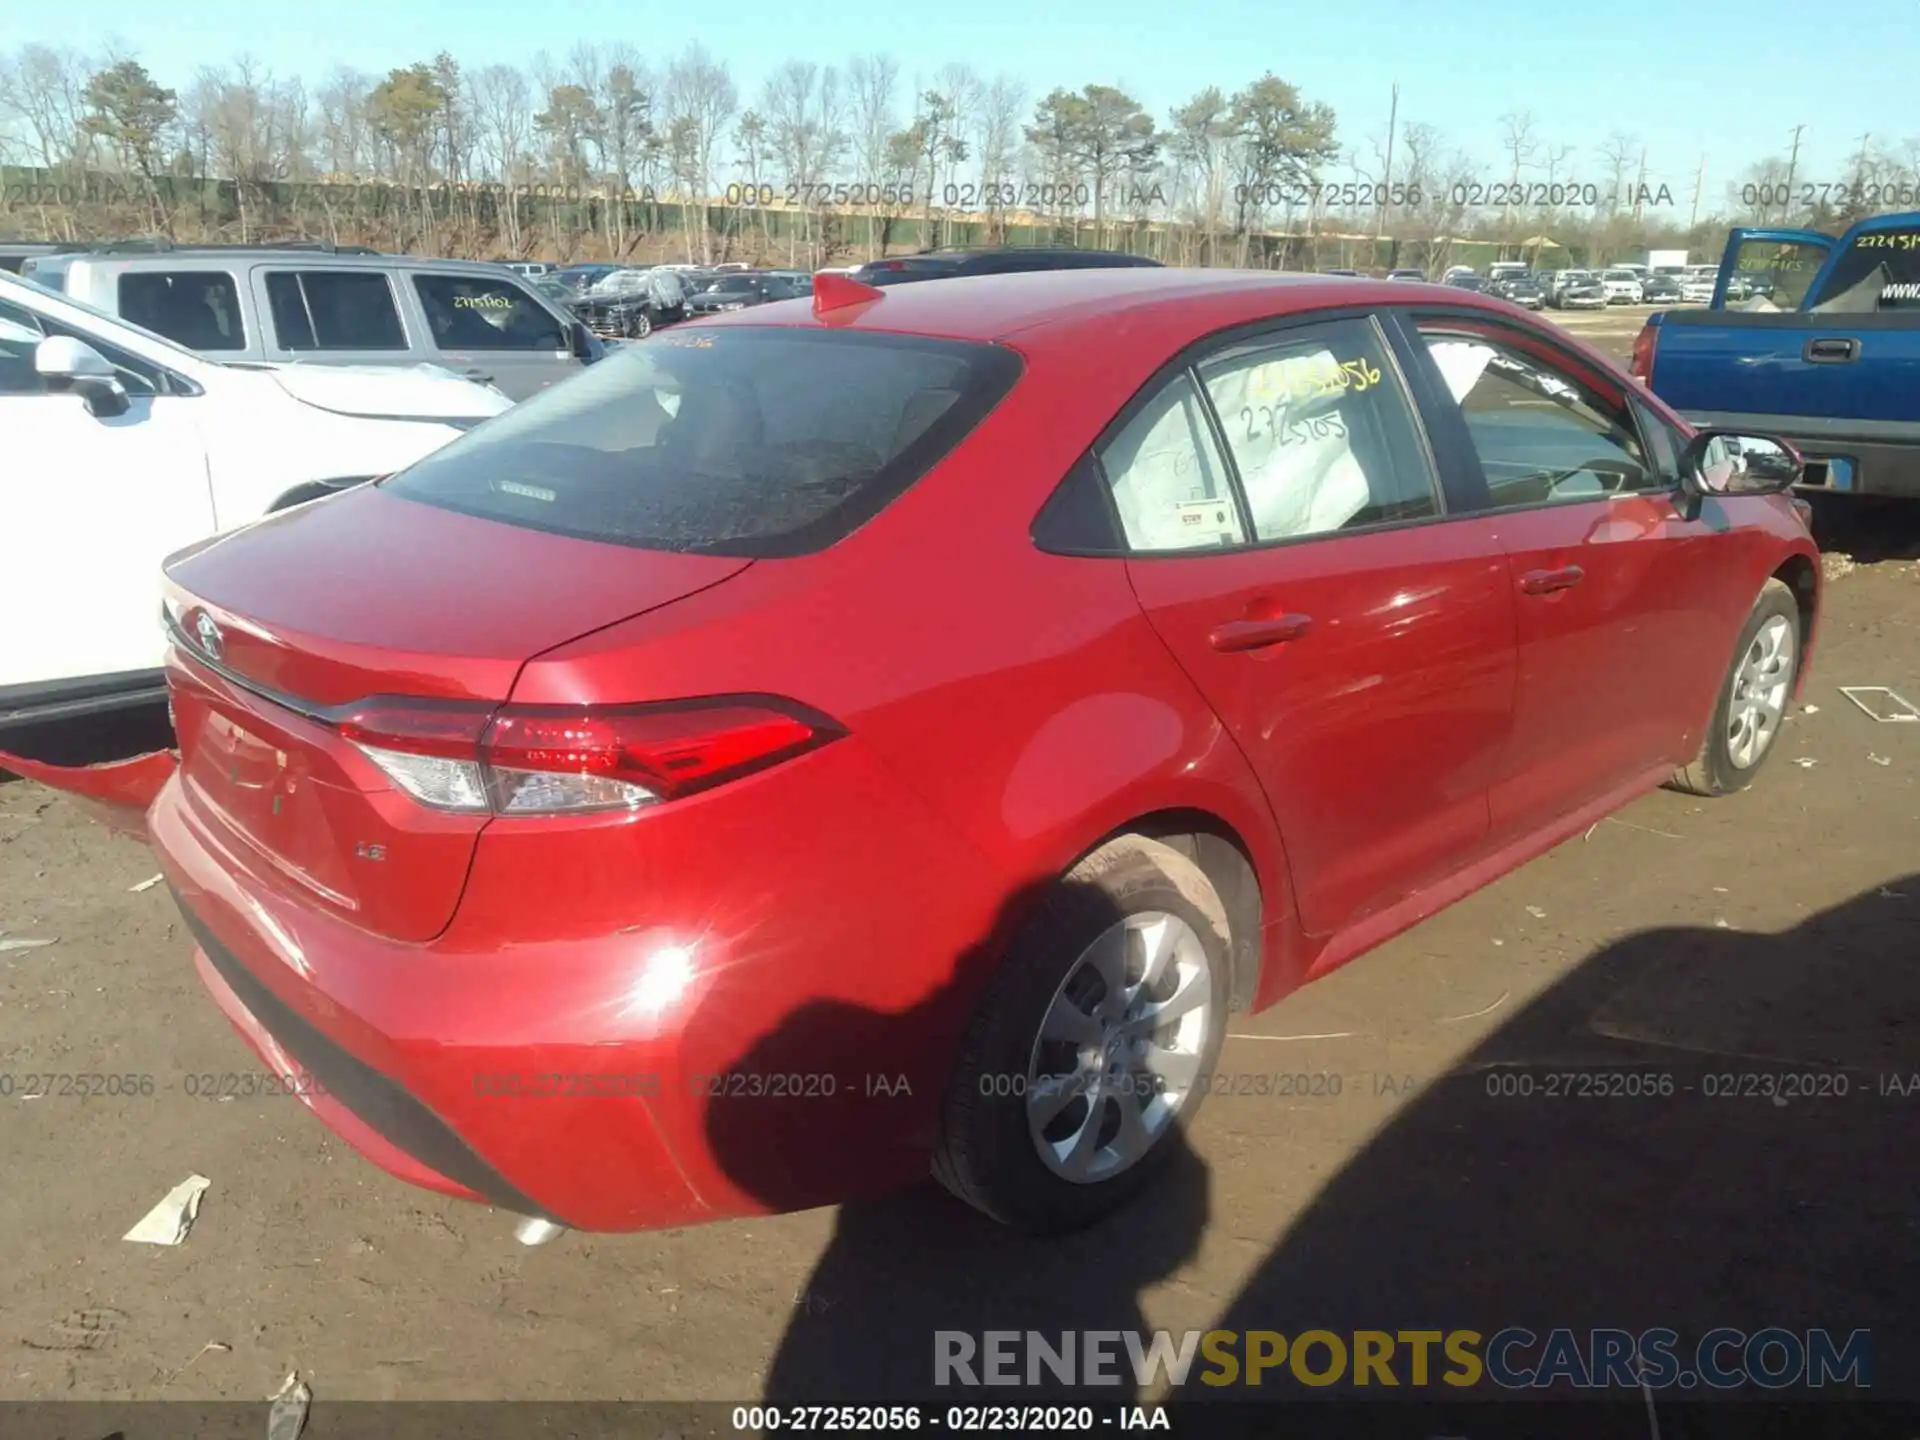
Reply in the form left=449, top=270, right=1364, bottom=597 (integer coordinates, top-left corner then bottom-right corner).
left=3, top=306, right=1918, bottom=1414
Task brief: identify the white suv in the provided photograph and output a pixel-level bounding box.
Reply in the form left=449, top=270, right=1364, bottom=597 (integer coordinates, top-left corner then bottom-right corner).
left=1600, top=269, right=1646, bottom=304
left=0, top=271, right=510, bottom=760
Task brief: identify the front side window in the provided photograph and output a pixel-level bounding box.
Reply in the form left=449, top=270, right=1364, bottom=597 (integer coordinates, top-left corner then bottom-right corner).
left=1096, top=372, right=1246, bottom=553
left=1419, top=323, right=1654, bottom=505
left=117, top=270, right=246, bottom=351
left=414, top=274, right=566, bottom=352
left=382, top=327, right=1023, bottom=557
left=1196, top=318, right=1439, bottom=542
left=266, top=271, right=408, bottom=350
left=0, top=297, right=164, bottom=395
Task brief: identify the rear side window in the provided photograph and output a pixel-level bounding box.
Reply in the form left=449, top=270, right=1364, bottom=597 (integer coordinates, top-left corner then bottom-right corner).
left=1097, top=373, right=1247, bottom=552
left=1811, top=227, right=1920, bottom=310
left=1196, top=319, right=1438, bottom=540
left=118, top=270, right=246, bottom=351
left=413, top=274, right=567, bottom=351
left=381, top=328, right=1024, bottom=557
left=266, top=271, right=407, bottom=350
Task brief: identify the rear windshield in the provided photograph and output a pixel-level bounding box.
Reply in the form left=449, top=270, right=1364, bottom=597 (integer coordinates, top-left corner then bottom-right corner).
left=1812, top=227, right=1920, bottom=310
left=381, top=327, right=1024, bottom=557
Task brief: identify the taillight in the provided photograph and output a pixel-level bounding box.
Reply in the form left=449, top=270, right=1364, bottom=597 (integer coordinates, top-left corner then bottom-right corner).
left=336, top=697, right=839, bottom=816
left=1630, top=322, right=1657, bottom=383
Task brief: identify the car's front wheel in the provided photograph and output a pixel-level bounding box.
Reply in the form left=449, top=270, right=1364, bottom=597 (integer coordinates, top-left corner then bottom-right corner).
left=628, top=310, right=653, bottom=339
left=935, top=835, right=1232, bottom=1235
left=1671, top=577, right=1802, bottom=796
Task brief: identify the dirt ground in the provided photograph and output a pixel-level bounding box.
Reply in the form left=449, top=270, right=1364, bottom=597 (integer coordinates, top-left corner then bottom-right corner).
left=3, top=308, right=1919, bottom=1418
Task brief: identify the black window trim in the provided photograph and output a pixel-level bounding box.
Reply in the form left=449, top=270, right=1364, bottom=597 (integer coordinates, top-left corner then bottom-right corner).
left=0, top=296, right=201, bottom=398
left=114, top=267, right=250, bottom=352
left=263, top=267, right=411, bottom=353
left=1394, top=304, right=1676, bottom=517
left=1032, top=304, right=1455, bottom=560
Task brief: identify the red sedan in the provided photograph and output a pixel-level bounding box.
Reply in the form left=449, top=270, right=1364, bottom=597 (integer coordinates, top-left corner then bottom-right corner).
left=131, top=268, right=1819, bottom=1238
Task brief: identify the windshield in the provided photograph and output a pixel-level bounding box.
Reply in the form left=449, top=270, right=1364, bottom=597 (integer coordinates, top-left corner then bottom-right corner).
left=381, top=327, right=1024, bottom=558
left=708, top=276, right=759, bottom=293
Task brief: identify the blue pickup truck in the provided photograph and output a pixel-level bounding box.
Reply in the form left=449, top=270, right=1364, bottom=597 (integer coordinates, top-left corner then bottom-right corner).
left=1632, top=211, right=1920, bottom=498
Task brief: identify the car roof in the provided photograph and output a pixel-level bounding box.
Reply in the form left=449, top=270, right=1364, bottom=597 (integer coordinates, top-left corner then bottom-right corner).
left=57, top=247, right=521, bottom=279
left=694, top=266, right=1530, bottom=349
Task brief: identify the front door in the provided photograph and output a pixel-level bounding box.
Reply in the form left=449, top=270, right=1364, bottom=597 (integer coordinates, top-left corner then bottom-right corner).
left=408, top=271, right=577, bottom=400
left=1401, top=314, right=1726, bottom=842
left=1114, top=314, right=1517, bottom=937
left=0, top=297, right=214, bottom=691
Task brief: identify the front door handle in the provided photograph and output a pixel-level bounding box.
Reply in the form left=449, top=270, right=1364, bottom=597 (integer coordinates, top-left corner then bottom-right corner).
left=1804, top=337, right=1859, bottom=363
left=458, top=366, right=496, bottom=383
left=1208, top=613, right=1313, bottom=652
left=1519, top=565, right=1585, bottom=595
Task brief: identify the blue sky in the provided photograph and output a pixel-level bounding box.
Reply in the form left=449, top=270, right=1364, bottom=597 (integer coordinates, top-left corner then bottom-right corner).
left=28, top=0, right=1913, bottom=198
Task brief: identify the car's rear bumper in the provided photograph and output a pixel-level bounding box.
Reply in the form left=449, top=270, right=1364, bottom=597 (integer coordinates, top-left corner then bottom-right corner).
left=147, top=733, right=1012, bottom=1232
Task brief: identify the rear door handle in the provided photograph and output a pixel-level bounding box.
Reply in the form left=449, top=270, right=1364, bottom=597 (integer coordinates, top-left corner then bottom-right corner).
left=457, top=367, right=496, bottom=383
left=1804, top=337, right=1859, bottom=363
left=1519, top=565, right=1584, bottom=595
left=1208, top=613, right=1313, bottom=652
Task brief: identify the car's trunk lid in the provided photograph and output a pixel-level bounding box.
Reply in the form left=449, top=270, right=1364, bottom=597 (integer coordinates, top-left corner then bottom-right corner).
left=160, top=484, right=751, bottom=941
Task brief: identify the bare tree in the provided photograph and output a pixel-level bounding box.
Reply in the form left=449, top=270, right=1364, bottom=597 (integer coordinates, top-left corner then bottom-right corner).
left=663, top=45, right=737, bottom=263
left=1497, top=109, right=1538, bottom=242
left=973, top=74, right=1025, bottom=245
left=1598, top=131, right=1638, bottom=215
left=470, top=64, right=533, bottom=251
left=1, top=44, right=96, bottom=172
left=846, top=52, right=899, bottom=256
left=1166, top=87, right=1233, bottom=263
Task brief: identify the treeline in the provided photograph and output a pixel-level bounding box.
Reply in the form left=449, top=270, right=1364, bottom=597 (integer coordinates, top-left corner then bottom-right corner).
left=2, top=42, right=1916, bottom=271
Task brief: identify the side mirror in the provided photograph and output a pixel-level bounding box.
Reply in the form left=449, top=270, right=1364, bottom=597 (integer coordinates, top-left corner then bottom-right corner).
left=569, top=320, right=604, bottom=363
left=1679, top=429, right=1802, bottom=497
left=35, top=335, right=130, bottom=417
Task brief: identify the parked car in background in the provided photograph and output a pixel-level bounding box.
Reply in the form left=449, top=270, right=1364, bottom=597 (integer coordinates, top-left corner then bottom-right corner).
left=1640, top=274, right=1683, bottom=305
left=849, top=248, right=1163, bottom=287
left=1600, top=269, right=1646, bottom=304
left=572, top=267, right=689, bottom=339
left=1445, top=273, right=1489, bottom=292
left=1491, top=273, right=1545, bottom=308
left=93, top=267, right=1817, bottom=1245
left=1321, top=267, right=1361, bottom=277
left=1, top=241, right=68, bottom=274
left=1678, top=273, right=1718, bottom=305
left=1386, top=268, right=1426, bottom=281
left=22, top=244, right=601, bottom=400
left=1635, top=210, right=1920, bottom=500
left=0, top=269, right=510, bottom=765
left=500, top=261, right=555, bottom=279
left=1542, top=269, right=1591, bottom=306
left=1556, top=273, right=1609, bottom=309
left=684, top=270, right=811, bottom=313
left=552, top=263, right=624, bottom=295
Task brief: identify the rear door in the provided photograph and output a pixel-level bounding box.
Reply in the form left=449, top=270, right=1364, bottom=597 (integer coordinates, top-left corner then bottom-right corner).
left=1117, top=312, right=1517, bottom=937
left=410, top=271, right=579, bottom=399
left=255, top=267, right=416, bottom=374
left=1398, top=311, right=1729, bottom=844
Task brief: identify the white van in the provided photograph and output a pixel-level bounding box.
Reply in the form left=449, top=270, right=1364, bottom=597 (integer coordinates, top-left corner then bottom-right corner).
left=0, top=270, right=511, bottom=757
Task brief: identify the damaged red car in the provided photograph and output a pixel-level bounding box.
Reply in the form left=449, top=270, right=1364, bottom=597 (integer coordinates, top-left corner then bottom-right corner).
left=60, top=268, right=1820, bottom=1238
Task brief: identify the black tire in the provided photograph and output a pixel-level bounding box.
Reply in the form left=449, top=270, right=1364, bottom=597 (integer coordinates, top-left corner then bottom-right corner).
left=933, top=835, right=1233, bottom=1235
left=1670, top=578, right=1802, bottom=797
left=629, top=310, right=653, bottom=339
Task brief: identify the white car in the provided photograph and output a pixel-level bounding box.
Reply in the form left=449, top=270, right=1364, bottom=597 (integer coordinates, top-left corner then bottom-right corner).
left=1599, top=270, right=1645, bottom=304
left=0, top=270, right=511, bottom=753
left=1679, top=274, right=1718, bottom=304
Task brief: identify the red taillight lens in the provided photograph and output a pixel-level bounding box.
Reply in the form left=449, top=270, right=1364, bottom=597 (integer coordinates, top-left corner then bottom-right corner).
left=1630, top=323, right=1657, bottom=383
left=335, top=697, right=837, bottom=815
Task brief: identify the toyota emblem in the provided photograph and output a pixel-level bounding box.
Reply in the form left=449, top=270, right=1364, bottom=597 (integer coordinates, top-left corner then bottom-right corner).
left=193, top=610, right=224, bottom=662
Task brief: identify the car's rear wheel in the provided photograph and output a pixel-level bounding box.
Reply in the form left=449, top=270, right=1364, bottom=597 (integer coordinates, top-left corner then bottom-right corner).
left=935, top=835, right=1231, bottom=1235
left=1670, top=578, right=1801, bottom=797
